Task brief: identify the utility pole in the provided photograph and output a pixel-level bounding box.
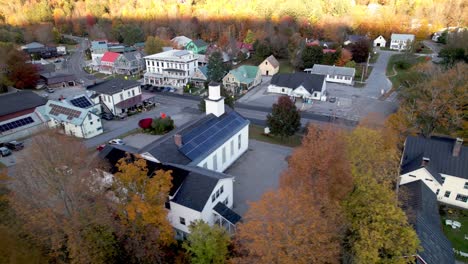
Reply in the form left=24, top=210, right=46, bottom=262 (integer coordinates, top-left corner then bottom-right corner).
left=365, top=52, right=371, bottom=78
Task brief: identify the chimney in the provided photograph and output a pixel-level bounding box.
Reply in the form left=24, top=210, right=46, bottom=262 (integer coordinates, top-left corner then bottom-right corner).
left=174, top=134, right=182, bottom=147
left=453, top=138, right=463, bottom=157
left=204, top=82, right=225, bottom=117
left=421, top=157, right=430, bottom=167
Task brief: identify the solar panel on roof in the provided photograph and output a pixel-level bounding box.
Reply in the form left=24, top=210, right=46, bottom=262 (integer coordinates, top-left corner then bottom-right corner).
left=49, top=104, right=82, bottom=120
left=70, top=97, right=92, bottom=108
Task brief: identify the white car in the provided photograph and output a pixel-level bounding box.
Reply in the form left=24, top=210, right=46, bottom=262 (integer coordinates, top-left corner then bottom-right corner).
left=108, top=139, right=124, bottom=145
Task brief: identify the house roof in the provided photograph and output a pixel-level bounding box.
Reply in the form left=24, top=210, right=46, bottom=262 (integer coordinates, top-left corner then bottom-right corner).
left=67, top=95, right=95, bottom=109
left=0, top=91, right=47, bottom=117
left=213, top=202, right=242, bottom=224
left=101, top=52, right=120, bottom=63
left=179, top=110, right=250, bottom=162
left=144, top=49, right=194, bottom=60
left=229, top=65, right=259, bottom=84
left=401, top=153, right=444, bottom=184
left=21, top=42, right=45, bottom=50
left=120, top=51, right=143, bottom=61
left=140, top=109, right=249, bottom=164
left=44, top=100, right=94, bottom=126
left=191, top=39, right=208, bottom=48
left=374, top=35, right=386, bottom=41
left=87, top=79, right=140, bottom=95
left=168, top=163, right=233, bottom=212
left=40, top=72, right=76, bottom=85
left=391, top=33, right=415, bottom=42
left=399, top=180, right=455, bottom=264
left=99, top=146, right=233, bottom=212
left=271, top=72, right=325, bottom=93
left=401, top=136, right=468, bottom=179
left=345, top=35, right=368, bottom=43
left=236, top=42, right=254, bottom=51
left=305, top=64, right=355, bottom=77
left=171, top=36, right=193, bottom=47
left=262, top=55, right=279, bottom=69
left=91, top=41, right=108, bottom=52
left=199, top=65, right=208, bottom=77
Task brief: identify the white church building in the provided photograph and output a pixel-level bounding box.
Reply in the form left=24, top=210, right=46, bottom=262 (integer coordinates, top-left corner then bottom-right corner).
left=100, top=82, right=248, bottom=238
left=399, top=136, right=468, bottom=209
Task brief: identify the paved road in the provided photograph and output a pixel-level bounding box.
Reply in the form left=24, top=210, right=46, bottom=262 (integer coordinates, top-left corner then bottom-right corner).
left=62, top=35, right=97, bottom=86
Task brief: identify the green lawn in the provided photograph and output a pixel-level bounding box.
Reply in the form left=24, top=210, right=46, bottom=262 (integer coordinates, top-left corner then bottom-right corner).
left=249, top=124, right=302, bottom=148
left=441, top=208, right=468, bottom=260
left=369, top=52, right=380, bottom=64
left=386, top=54, right=429, bottom=88
left=278, top=59, right=295, bottom=73
left=354, top=65, right=373, bottom=82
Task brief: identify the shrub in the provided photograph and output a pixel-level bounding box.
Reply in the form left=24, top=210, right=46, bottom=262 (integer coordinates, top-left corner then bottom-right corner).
left=151, top=117, right=175, bottom=134
left=138, top=118, right=153, bottom=129
left=395, top=60, right=411, bottom=70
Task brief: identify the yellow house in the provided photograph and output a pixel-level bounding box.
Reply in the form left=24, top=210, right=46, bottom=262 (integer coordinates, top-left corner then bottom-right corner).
left=259, top=55, right=280, bottom=76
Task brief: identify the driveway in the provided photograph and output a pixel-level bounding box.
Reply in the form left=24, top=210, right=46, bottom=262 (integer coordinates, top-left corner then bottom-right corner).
left=225, top=140, right=292, bottom=216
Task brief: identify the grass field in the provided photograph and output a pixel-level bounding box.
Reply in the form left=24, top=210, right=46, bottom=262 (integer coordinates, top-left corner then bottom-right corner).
left=386, top=54, right=429, bottom=88
left=278, top=59, right=295, bottom=73
left=249, top=124, right=302, bottom=148
left=441, top=208, right=468, bottom=261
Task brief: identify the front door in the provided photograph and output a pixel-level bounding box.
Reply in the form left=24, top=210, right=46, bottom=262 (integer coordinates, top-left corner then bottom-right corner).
left=266, top=70, right=269, bottom=75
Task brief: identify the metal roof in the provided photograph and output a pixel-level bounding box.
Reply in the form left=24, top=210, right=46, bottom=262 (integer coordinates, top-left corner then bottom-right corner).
left=402, top=136, right=468, bottom=179
left=400, top=180, right=455, bottom=264
left=270, top=72, right=325, bottom=93
left=391, top=33, right=415, bottom=41
left=306, top=64, right=355, bottom=77
left=0, top=91, right=47, bottom=117
left=87, top=79, right=140, bottom=95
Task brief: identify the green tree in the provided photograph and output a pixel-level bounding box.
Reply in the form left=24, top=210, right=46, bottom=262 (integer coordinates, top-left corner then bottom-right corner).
left=243, top=29, right=255, bottom=44
left=145, top=36, right=165, bottom=55
left=52, top=27, right=61, bottom=43
left=302, top=45, right=323, bottom=68
left=437, top=31, right=448, bottom=44
left=207, top=51, right=226, bottom=82
left=253, top=40, right=271, bottom=63
left=344, top=127, right=420, bottom=263
left=183, top=220, right=230, bottom=264
left=198, top=86, right=235, bottom=111
left=266, top=96, right=301, bottom=139
left=439, top=47, right=467, bottom=67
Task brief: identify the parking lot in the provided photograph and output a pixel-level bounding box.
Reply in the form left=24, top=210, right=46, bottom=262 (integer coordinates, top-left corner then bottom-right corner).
left=225, top=140, right=292, bottom=216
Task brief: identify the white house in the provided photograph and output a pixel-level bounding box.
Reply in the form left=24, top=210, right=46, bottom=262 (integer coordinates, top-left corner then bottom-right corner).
left=373, top=35, right=386, bottom=47
left=399, top=136, right=468, bottom=209
left=0, top=91, right=48, bottom=142
left=88, top=79, right=152, bottom=116
left=140, top=82, right=250, bottom=173
left=143, top=49, right=198, bottom=88
left=57, top=46, right=67, bottom=55
left=43, top=100, right=103, bottom=138
left=100, top=146, right=241, bottom=239
left=268, top=72, right=327, bottom=101
left=171, top=36, right=193, bottom=48
left=100, top=84, right=247, bottom=237
left=390, top=33, right=415, bottom=51
left=304, top=64, right=355, bottom=85
left=259, top=55, right=280, bottom=76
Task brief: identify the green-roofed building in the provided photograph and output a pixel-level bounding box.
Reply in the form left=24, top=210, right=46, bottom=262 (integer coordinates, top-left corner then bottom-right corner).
left=185, top=39, right=208, bottom=54
left=222, top=65, right=262, bottom=95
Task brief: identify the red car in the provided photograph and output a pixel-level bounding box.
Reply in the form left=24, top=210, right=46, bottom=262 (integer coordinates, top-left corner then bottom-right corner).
left=96, top=144, right=106, bottom=151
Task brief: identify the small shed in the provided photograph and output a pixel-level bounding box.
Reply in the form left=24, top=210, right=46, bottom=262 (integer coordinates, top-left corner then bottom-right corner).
left=373, top=35, right=386, bottom=47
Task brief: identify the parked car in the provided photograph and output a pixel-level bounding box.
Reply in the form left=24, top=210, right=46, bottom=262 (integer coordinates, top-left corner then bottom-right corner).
left=96, top=144, right=106, bottom=151
left=329, top=97, right=337, bottom=103
left=5, top=141, right=24, bottom=151
left=108, top=139, right=124, bottom=145
left=101, top=112, right=113, bottom=120
left=162, top=87, right=171, bottom=92
left=42, top=93, right=49, bottom=98
left=0, top=147, right=12, bottom=157
left=47, top=87, right=55, bottom=93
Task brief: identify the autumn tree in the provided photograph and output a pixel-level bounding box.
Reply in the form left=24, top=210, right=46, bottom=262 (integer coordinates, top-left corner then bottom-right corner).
left=302, top=45, right=323, bottom=68
left=2, top=47, right=39, bottom=89
left=145, top=36, right=166, bottom=55
left=9, top=130, right=118, bottom=263
left=243, top=29, right=255, bottom=44
left=349, top=39, right=370, bottom=63
left=112, top=155, right=175, bottom=263
left=389, top=63, right=467, bottom=139
left=336, top=48, right=352, bottom=66
left=183, top=220, right=230, bottom=264
left=344, top=126, right=420, bottom=263
left=266, top=96, right=301, bottom=139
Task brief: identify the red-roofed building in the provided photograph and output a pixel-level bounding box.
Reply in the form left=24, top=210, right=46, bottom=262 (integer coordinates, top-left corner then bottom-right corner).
left=100, top=52, right=120, bottom=74
left=236, top=42, right=254, bottom=52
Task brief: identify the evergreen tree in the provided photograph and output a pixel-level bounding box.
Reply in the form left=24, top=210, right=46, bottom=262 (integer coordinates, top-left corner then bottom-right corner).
left=302, top=45, right=323, bottom=68
left=207, top=51, right=225, bottom=82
